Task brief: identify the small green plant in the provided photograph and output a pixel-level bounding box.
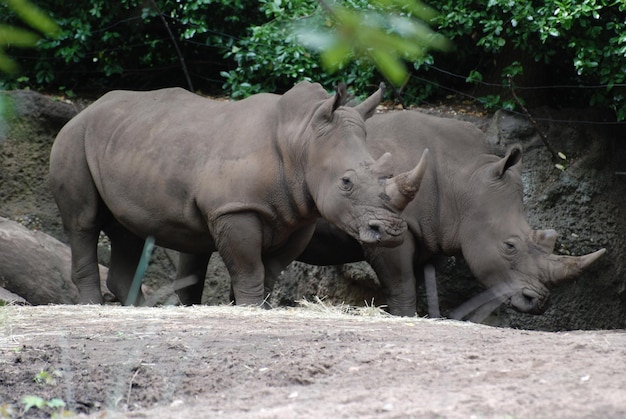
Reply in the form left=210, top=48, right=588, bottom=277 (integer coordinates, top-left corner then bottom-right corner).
left=21, top=395, right=69, bottom=417
left=34, top=369, right=62, bottom=386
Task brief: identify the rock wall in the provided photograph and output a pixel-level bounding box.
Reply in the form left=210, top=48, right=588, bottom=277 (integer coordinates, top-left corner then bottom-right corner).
left=1, top=90, right=624, bottom=330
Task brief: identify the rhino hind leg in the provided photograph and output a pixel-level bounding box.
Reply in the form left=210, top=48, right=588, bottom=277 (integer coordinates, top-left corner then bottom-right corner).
left=175, top=252, right=211, bottom=305
left=68, top=229, right=103, bottom=304
left=104, top=221, right=146, bottom=306
left=50, top=157, right=105, bottom=304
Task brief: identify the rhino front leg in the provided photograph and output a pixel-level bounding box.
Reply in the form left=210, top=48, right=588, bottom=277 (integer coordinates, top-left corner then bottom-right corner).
left=263, top=224, right=316, bottom=293
left=365, top=233, right=417, bottom=317
left=175, top=252, right=211, bottom=305
left=213, top=212, right=266, bottom=306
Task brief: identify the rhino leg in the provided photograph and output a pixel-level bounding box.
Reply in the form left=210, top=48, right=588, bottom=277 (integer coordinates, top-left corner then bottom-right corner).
left=69, top=229, right=103, bottom=304
left=263, top=224, right=316, bottom=294
left=213, top=212, right=266, bottom=306
left=365, top=233, right=417, bottom=317
left=175, top=252, right=211, bottom=305
left=423, top=264, right=441, bottom=318
left=50, top=155, right=104, bottom=304
left=104, top=222, right=146, bottom=306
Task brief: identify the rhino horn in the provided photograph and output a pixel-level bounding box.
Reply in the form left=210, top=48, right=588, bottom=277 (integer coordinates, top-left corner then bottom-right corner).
left=371, top=152, right=393, bottom=175
left=531, top=229, right=558, bottom=253
left=385, top=148, right=429, bottom=210
left=354, top=82, right=385, bottom=120
left=546, top=248, right=606, bottom=286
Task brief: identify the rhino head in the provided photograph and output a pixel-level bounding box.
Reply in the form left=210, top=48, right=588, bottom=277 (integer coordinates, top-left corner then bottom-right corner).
left=287, top=82, right=428, bottom=247
left=456, top=145, right=605, bottom=314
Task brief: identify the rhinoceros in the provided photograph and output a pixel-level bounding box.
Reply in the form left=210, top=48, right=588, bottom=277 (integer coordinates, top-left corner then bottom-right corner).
left=297, top=110, right=606, bottom=317
left=49, top=82, right=428, bottom=306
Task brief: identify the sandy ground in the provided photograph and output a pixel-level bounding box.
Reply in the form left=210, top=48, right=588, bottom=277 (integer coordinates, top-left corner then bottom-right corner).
left=0, top=304, right=625, bottom=418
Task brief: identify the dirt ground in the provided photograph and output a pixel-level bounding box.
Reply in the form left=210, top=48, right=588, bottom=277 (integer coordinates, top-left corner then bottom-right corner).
left=1, top=305, right=625, bottom=418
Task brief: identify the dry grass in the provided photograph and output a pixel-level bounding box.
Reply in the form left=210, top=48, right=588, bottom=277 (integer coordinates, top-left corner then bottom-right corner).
left=0, top=299, right=482, bottom=351
left=296, top=295, right=392, bottom=318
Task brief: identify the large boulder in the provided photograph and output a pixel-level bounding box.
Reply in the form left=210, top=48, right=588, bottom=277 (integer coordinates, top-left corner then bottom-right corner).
left=0, top=216, right=111, bottom=304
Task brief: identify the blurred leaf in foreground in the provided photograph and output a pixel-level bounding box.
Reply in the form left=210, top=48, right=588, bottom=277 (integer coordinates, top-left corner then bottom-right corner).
left=0, top=0, right=60, bottom=74
left=293, top=0, right=452, bottom=87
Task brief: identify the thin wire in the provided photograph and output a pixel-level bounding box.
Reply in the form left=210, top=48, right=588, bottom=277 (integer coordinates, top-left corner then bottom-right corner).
left=424, top=64, right=626, bottom=89
left=407, top=74, right=626, bottom=126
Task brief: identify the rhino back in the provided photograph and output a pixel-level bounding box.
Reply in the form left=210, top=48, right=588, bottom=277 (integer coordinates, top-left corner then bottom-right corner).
left=54, top=88, right=294, bottom=250
left=365, top=111, right=489, bottom=259
left=366, top=111, right=488, bottom=171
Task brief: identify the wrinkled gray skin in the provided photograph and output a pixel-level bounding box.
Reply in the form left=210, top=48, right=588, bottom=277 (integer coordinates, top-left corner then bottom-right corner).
left=50, top=82, right=428, bottom=306
left=298, top=110, right=606, bottom=317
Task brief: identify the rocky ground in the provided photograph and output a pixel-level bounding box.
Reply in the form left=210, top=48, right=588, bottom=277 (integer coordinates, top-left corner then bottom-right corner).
left=1, top=304, right=625, bottom=418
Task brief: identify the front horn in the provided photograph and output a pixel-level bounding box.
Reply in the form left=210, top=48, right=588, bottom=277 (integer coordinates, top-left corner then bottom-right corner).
left=384, top=148, right=429, bottom=211
left=545, top=248, right=606, bottom=286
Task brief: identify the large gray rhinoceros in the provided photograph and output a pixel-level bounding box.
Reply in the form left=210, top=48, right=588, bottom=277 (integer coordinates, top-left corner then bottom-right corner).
left=49, top=82, right=428, bottom=306
left=298, top=110, right=606, bottom=317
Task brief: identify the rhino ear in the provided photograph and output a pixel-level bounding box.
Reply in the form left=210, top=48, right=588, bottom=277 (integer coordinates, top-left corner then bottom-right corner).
left=315, top=83, right=348, bottom=123
left=354, top=82, right=385, bottom=120
left=493, top=144, right=523, bottom=178
left=333, top=83, right=349, bottom=111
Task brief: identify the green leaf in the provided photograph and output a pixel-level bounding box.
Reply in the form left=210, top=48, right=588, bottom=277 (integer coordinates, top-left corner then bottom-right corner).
left=369, top=48, right=408, bottom=86
left=46, top=398, right=66, bottom=409
left=466, top=70, right=483, bottom=84
left=0, top=24, right=40, bottom=47
left=0, top=53, right=18, bottom=74
left=21, top=395, right=45, bottom=412
left=320, top=41, right=352, bottom=73
left=371, top=0, right=438, bottom=21
left=4, top=0, right=61, bottom=36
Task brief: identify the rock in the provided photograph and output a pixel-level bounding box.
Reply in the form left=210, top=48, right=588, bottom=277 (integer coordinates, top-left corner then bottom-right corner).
left=0, top=217, right=112, bottom=304
left=485, top=109, right=537, bottom=148
left=3, top=90, right=80, bottom=127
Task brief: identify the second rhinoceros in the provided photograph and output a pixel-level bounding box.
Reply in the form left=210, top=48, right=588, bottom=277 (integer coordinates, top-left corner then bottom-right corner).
left=49, top=82, right=428, bottom=306
left=298, top=110, right=605, bottom=317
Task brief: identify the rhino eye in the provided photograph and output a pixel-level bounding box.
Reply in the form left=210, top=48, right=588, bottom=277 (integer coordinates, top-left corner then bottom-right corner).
left=340, top=176, right=353, bottom=191
left=504, top=241, right=517, bottom=253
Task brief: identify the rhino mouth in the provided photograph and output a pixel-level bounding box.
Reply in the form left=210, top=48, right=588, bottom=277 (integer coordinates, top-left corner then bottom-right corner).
left=358, top=218, right=407, bottom=247
left=451, top=283, right=549, bottom=321
left=508, top=288, right=550, bottom=314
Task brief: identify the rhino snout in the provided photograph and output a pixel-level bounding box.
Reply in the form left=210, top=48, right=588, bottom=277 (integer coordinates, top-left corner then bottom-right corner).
left=358, top=219, right=406, bottom=247
left=509, top=288, right=550, bottom=314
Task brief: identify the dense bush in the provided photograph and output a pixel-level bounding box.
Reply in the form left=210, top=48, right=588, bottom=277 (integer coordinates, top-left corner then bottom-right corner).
left=431, top=0, right=626, bottom=119
left=1, top=0, right=624, bottom=119
left=1, top=0, right=263, bottom=94
left=220, top=0, right=381, bottom=99
left=222, top=0, right=626, bottom=118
